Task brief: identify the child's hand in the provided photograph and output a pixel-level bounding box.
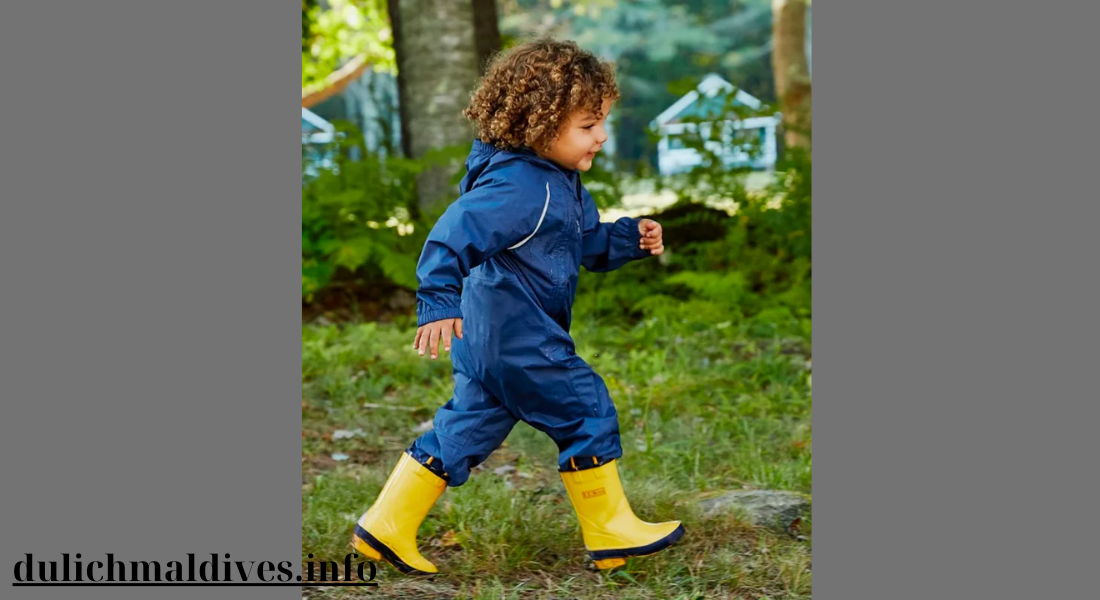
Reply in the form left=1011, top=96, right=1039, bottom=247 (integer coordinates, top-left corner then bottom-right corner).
left=413, top=318, right=463, bottom=360
left=638, top=219, right=665, bottom=255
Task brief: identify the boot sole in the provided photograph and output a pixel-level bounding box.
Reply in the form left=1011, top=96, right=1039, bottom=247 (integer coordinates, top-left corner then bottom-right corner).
left=589, top=523, right=686, bottom=570
left=352, top=525, right=436, bottom=576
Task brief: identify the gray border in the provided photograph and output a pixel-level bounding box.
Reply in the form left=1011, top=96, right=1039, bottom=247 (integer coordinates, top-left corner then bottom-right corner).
left=1, top=2, right=301, bottom=599
left=818, top=2, right=1098, bottom=598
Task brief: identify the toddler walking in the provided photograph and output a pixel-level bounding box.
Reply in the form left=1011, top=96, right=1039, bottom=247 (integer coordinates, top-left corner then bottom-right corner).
left=352, top=38, right=682, bottom=575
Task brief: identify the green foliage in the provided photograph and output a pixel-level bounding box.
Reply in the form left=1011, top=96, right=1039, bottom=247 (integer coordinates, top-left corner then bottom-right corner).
left=627, top=85, right=810, bottom=339
left=301, top=124, right=486, bottom=302
left=302, top=0, right=395, bottom=91
left=303, top=112, right=811, bottom=341
left=301, top=124, right=426, bottom=299
left=576, top=142, right=811, bottom=341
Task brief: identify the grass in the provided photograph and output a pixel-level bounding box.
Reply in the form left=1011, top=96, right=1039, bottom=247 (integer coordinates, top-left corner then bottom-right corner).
left=302, top=309, right=812, bottom=599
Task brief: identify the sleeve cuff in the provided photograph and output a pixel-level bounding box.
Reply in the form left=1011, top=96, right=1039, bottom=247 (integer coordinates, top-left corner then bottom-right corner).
left=417, top=305, right=464, bottom=327
left=610, top=217, right=651, bottom=260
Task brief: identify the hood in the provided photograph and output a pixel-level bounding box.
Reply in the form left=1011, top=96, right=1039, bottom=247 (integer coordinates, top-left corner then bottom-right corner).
left=460, top=139, right=577, bottom=195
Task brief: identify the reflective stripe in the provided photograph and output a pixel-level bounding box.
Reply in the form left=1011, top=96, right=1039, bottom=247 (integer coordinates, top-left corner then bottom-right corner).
left=508, top=182, right=551, bottom=250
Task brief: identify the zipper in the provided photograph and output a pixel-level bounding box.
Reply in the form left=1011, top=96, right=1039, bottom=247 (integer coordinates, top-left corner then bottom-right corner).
left=574, top=176, right=584, bottom=236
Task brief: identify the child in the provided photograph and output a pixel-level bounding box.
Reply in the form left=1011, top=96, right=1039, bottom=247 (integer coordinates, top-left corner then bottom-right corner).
left=352, top=38, right=682, bottom=575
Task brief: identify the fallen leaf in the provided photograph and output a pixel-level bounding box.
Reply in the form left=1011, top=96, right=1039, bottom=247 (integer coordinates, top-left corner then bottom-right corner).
left=431, top=530, right=461, bottom=548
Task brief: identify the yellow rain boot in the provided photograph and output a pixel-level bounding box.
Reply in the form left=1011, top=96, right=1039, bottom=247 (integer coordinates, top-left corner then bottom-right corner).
left=560, top=458, right=685, bottom=570
left=351, top=452, right=447, bottom=575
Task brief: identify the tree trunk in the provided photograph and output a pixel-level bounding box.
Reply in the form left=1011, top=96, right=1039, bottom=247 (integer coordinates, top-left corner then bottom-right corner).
left=387, top=0, right=413, bottom=159
left=472, top=0, right=502, bottom=76
left=771, top=0, right=811, bottom=153
left=390, top=0, right=480, bottom=213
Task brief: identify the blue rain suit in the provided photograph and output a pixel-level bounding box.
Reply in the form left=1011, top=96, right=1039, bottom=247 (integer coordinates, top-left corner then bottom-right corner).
left=408, top=139, right=651, bottom=486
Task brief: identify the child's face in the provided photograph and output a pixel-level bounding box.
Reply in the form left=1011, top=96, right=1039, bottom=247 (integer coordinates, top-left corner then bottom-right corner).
left=537, top=97, right=613, bottom=172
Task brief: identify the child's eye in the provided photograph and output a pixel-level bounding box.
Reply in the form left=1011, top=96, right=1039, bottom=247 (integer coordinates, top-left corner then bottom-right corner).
left=582, top=124, right=595, bottom=130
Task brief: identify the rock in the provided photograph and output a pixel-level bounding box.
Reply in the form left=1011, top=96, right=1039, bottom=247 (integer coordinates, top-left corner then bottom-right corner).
left=698, top=490, right=810, bottom=531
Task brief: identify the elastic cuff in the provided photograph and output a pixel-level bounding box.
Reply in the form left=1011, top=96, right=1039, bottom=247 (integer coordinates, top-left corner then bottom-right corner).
left=416, top=305, right=463, bottom=327
left=405, top=447, right=451, bottom=482
left=558, top=455, right=619, bottom=473
left=610, top=217, right=651, bottom=260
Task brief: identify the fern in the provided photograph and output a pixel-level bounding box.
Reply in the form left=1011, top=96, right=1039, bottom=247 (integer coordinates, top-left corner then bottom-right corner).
left=665, top=271, right=748, bottom=305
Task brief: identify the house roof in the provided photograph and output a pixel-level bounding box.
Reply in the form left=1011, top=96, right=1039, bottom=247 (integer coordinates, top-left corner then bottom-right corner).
left=302, top=107, right=335, bottom=134
left=651, top=73, right=764, bottom=128
left=302, top=53, right=371, bottom=109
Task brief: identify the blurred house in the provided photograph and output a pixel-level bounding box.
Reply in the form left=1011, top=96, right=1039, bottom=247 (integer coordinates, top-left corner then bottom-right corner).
left=302, top=107, right=337, bottom=180
left=302, top=58, right=402, bottom=184
left=305, top=66, right=402, bottom=156
left=651, top=74, right=781, bottom=175
left=302, top=107, right=335, bottom=144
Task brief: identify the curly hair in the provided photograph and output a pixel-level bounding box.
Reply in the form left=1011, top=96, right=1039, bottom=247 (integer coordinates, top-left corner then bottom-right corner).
left=463, top=38, right=620, bottom=152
